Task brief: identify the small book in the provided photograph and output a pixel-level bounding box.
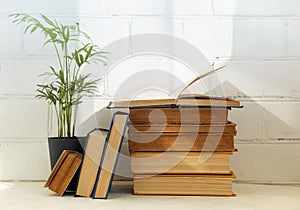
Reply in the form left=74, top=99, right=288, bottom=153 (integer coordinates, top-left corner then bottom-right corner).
left=92, top=112, right=128, bottom=199
left=75, top=129, right=108, bottom=197
left=44, top=150, right=82, bottom=196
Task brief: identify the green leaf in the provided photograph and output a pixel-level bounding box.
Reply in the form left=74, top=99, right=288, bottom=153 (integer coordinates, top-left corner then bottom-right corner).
left=41, top=14, right=56, bottom=27
left=24, top=23, right=35, bottom=33
left=11, top=13, right=108, bottom=138
left=30, top=25, right=39, bottom=33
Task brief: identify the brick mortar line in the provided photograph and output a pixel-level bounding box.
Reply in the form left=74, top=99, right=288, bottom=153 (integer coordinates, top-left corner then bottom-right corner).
left=0, top=140, right=47, bottom=143
left=232, top=97, right=300, bottom=101
left=2, top=55, right=300, bottom=61
left=3, top=13, right=300, bottom=20
left=235, top=140, right=300, bottom=144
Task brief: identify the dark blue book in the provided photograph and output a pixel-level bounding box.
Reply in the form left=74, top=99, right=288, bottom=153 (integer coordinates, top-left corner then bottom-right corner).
left=92, top=112, right=128, bottom=199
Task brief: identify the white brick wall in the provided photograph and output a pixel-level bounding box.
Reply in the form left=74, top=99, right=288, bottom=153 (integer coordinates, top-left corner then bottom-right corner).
left=0, top=58, right=57, bottom=95
left=183, top=19, right=234, bottom=58
left=131, top=17, right=183, bottom=37
left=215, top=61, right=300, bottom=97
left=0, top=17, right=23, bottom=56
left=0, top=0, right=299, bottom=183
left=0, top=0, right=98, bottom=15
left=288, top=20, right=300, bottom=56
left=232, top=143, right=300, bottom=184
left=213, top=0, right=300, bottom=16
left=231, top=20, right=287, bottom=58
left=0, top=98, right=48, bottom=139
left=0, top=141, right=50, bottom=180
left=107, top=0, right=212, bottom=16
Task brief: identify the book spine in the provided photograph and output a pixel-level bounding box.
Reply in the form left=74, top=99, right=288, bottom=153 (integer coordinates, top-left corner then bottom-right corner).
left=128, top=134, right=234, bottom=152
left=92, top=112, right=128, bottom=199
left=91, top=132, right=110, bottom=198
left=74, top=135, right=89, bottom=196
left=129, top=108, right=229, bottom=125
left=104, top=114, right=129, bottom=199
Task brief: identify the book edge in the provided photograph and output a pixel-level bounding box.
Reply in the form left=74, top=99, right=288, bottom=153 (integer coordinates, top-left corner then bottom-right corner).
left=91, top=112, right=124, bottom=198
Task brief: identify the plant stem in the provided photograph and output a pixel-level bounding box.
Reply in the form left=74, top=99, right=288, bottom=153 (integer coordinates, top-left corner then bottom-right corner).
left=51, top=38, right=63, bottom=71
left=53, top=104, right=60, bottom=137
left=72, top=105, right=78, bottom=137
left=11, top=14, right=106, bottom=138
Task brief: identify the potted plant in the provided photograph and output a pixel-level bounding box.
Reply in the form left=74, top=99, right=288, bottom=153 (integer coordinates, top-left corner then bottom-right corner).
left=10, top=14, right=107, bottom=170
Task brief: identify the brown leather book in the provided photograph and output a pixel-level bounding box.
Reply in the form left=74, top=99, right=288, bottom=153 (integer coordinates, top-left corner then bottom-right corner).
left=128, top=133, right=234, bottom=152
left=129, top=121, right=236, bottom=134
left=129, top=107, right=229, bottom=125
left=44, top=150, right=82, bottom=196
left=131, top=151, right=233, bottom=175
left=133, top=174, right=236, bottom=196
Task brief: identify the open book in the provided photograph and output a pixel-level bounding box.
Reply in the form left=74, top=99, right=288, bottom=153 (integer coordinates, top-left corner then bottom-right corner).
left=111, top=66, right=241, bottom=108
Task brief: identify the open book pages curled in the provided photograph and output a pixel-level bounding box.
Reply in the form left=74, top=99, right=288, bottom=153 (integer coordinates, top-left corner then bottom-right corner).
left=110, top=66, right=241, bottom=108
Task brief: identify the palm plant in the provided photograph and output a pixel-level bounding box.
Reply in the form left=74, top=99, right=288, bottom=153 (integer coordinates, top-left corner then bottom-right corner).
left=10, top=14, right=107, bottom=138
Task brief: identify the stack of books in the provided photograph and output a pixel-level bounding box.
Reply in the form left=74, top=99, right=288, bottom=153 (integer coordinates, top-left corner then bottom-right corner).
left=115, top=94, right=241, bottom=196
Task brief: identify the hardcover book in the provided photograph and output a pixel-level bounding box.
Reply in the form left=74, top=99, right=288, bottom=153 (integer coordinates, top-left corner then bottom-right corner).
left=128, top=133, right=235, bottom=152
left=92, top=112, right=129, bottom=199
left=45, top=150, right=82, bottom=196
left=131, top=151, right=233, bottom=175
left=129, top=121, right=236, bottom=134
left=134, top=174, right=236, bottom=196
left=76, top=129, right=108, bottom=197
left=129, top=107, right=229, bottom=125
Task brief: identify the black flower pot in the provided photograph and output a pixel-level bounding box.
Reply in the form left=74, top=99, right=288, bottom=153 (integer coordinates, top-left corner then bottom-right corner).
left=48, top=137, right=86, bottom=191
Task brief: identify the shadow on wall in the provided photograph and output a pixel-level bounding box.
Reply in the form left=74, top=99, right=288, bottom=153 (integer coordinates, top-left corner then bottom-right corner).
left=77, top=106, right=119, bottom=133
left=212, top=81, right=297, bottom=140
left=76, top=0, right=300, bottom=182
left=229, top=0, right=300, bottom=139
left=215, top=82, right=300, bottom=183
left=227, top=1, right=300, bottom=182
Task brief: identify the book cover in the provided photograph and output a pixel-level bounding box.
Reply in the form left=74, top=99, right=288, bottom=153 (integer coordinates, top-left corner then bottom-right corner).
left=92, top=112, right=129, bottom=199
left=131, top=151, right=233, bottom=175
left=75, top=128, right=108, bottom=197
left=128, top=133, right=235, bottom=152
left=134, top=174, right=236, bottom=196
left=45, top=150, right=82, bottom=196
